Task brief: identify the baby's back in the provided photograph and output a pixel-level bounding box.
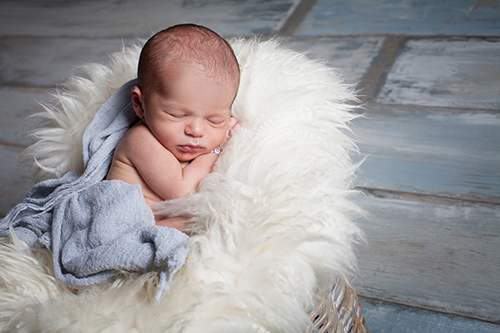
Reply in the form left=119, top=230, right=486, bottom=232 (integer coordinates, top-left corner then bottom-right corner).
left=106, top=123, right=164, bottom=207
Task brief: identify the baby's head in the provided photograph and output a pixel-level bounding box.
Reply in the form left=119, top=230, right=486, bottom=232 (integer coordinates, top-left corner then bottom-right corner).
left=131, top=24, right=240, bottom=162
left=137, top=24, right=240, bottom=99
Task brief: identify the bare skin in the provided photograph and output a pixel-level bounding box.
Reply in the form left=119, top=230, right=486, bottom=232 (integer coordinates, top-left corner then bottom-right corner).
left=107, top=64, right=239, bottom=232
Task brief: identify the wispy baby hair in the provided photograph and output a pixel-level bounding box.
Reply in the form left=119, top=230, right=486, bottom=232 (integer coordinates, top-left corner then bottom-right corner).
left=138, top=24, right=240, bottom=96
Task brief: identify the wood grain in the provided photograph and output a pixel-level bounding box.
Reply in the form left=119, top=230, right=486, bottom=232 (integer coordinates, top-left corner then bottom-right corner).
left=377, top=39, right=500, bottom=110
left=0, top=37, right=139, bottom=87
left=353, top=194, right=500, bottom=323
left=281, top=36, right=384, bottom=85
left=0, top=0, right=298, bottom=38
left=0, top=144, right=33, bottom=216
left=0, top=87, right=49, bottom=147
left=297, top=0, right=500, bottom=36
left=361, top=297, right=500, bottom=333
left=352, top=105, right=500, bottom=203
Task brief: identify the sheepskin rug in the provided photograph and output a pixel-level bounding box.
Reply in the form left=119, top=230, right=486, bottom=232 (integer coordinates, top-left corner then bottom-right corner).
left=0, top=37, right=364, bottom=332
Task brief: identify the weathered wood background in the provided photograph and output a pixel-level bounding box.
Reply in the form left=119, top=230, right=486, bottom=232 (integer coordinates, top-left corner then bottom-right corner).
left=1, top=0, right=499, bottom=331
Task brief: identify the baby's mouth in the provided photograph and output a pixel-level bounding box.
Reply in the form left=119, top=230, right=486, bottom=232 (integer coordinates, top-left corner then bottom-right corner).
left=180, top=145, right=203, bottom=153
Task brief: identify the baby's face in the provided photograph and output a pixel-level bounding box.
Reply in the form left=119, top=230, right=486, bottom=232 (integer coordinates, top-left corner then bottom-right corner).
left=140, top=65, right=237, bottom=162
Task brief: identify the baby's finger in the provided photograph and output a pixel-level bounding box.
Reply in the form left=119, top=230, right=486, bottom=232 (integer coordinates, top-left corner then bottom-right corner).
left=231, top=121, right=241, bottom=132
left=227, top=117, right=241, bottom=137
left=228, top=116, right=237, bottom=128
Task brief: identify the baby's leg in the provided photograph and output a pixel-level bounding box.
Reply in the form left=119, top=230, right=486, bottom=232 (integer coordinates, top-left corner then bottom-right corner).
left=155, top=216, right=190, bottom=235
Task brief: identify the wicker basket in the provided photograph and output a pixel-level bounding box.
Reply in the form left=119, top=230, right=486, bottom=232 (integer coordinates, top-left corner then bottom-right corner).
left=310, top=276, right=370, bottom=333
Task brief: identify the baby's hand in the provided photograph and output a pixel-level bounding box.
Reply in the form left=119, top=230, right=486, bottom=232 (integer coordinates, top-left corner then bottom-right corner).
left=221, top=116, right=240, bottom=147
left=228, top=116, right=241, bottom=133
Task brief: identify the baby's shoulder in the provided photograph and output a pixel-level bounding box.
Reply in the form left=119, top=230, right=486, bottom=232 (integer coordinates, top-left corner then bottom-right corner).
left=120, top=121, right=156, bottom=146
left=113, top=122, right=157, bottom=160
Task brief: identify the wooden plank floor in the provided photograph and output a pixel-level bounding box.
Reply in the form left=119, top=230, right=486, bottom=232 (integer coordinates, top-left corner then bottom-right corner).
left=1, top=0, right=499, bottom=331
left=354, top=106, right=500, bottom=203
left=297, top=0, right=500, bottom=36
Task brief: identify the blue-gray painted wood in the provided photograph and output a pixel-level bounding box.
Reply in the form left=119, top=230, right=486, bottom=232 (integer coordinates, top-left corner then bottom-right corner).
left=280, top=36, right=384, bottom=85
left=1, top=0, right=500, bottom=329
left=360, top=297, right=500, bottom=333
left=353, top=194, right=500, bottom=323
left=297, top=0, right=500, bottom=36
left=0, top=144, right=33, bottom=216
left=0, top=35, right=383, bottom=88
left=377, top=39, right=500, bottom=110
left=0, top=37, right=139, bottom=87
left=352, top=105, right=500, bottom=203
left=0, top=87, right=48, bottom=147
left=0, top=0, right=298, bottom=38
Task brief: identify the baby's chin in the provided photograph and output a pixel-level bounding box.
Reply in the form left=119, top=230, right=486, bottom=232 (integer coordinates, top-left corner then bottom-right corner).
left=175, top=150, right=211, bottom=164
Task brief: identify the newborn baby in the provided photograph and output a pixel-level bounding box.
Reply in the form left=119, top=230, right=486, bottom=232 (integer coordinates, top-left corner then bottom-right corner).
left=107, top=24, right=240, bottom=231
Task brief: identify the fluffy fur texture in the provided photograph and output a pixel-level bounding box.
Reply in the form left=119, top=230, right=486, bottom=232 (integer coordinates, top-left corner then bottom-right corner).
left=0, top=38, right=364, bottom=332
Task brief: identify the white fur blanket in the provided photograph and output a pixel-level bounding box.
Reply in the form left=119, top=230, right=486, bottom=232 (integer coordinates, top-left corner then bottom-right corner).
left=0, top=79, right=189, bottom=294
left=0, top=38, right=364, bottom=332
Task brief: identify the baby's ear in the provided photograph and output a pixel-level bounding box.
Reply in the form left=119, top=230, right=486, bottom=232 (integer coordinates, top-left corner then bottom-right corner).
left=131, top=86, right=145, bottom=119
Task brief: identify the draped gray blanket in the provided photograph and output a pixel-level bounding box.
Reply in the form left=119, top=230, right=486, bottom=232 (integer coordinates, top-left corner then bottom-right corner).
left=0, top=79, right=189, bottom=289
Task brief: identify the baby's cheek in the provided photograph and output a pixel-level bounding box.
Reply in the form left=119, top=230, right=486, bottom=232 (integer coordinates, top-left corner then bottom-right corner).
left=220, top=129, right=228, bottom=142
left=213, top=128, right=228, bottom=146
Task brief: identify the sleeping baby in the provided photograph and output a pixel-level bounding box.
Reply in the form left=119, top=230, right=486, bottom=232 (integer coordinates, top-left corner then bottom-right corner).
left=106, top=24, right=240, bottom=232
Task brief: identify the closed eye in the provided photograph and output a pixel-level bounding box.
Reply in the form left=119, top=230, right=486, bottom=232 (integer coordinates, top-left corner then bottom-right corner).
left=165, top=110, right=185, bottom=119
left=207, top=117, right=225, bottom=125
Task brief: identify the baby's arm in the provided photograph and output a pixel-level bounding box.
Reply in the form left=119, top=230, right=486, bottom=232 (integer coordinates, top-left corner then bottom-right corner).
left=172, top=117, right=239, bottom=192
left=124, top=117, right=238, bottom=200
left=127, top=125, right=218, bottom=200
left=177, top=152, right=218, bottom=193
left=158, top=117, right=239, bottom=198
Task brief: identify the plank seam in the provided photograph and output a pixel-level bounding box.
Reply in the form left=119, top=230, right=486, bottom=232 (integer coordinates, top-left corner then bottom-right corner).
left=279, top=0, right=320, bottom=36
left=358, top=295, right=500, bottom=325
left=0, top=140, right=28, bottom=150
left=357, top=36, right=408, bottom=104
left=363, top=101, right=500, bottom=113
left=357, top=186, right=500, bottom=207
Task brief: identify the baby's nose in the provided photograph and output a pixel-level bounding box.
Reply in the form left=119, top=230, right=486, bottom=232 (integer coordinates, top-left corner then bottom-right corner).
left=185, top=118, right=204, bottom=137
